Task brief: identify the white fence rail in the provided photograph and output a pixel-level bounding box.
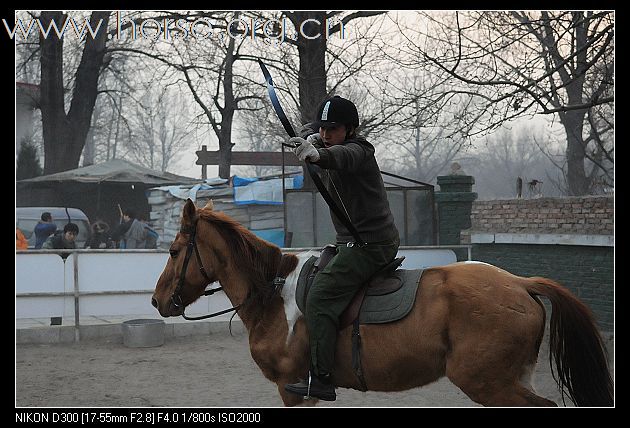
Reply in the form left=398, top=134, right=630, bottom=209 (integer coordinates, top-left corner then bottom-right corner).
left=16, top=250, right=232, bottom=321
left=16, top=246, right=467, bottom=326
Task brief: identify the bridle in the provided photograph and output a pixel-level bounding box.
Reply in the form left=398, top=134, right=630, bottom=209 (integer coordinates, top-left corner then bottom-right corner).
left=169, top=218, right=287, bottom=321
left=169, top=219, right=240, bottom=321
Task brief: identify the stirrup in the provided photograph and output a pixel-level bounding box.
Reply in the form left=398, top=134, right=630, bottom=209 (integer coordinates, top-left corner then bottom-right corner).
left=285, top=371, right=336, bottom=401
left=303, top=372, right=313, bottom=400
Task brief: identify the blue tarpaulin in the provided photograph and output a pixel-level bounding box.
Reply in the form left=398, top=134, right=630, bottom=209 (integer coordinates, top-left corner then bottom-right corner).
left=232, top=176, right=259, bottom=187
left=234, top=176, right=303, bottom=205
left=252, top=228, right=284, bottom=247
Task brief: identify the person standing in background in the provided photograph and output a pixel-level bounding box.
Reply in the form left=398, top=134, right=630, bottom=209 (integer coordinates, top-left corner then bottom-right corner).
left=112, top=209, right=147, bottom=250
left=16, top=227, right=28, bottom=250
left=33, top=212, right=57, bottom=249
left=85, top=220, right=114, bottom=249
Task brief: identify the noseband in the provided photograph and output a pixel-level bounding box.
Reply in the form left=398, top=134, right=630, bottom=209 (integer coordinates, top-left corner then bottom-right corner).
left=170, top=220, right=241, bottom=320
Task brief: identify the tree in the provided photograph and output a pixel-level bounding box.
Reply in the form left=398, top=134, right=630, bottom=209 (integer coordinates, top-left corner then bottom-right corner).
left=376, top=92, right=472, bottom=183
left=18, top=10, right=191, bottom=174
left=39, top=10, right=111, bottom=174
left=109, top=11, right=267, bottom=179
left=466, top=124, right=562, bottom=199
left=16, top=139, right=43, bottom=180
left=178, top=18, right=242, bottom=179
left=95, top=11, right=393, bottom=179
left=401, top=11, right=614, bottom=195
left=181, top=11, right=387, bottom=178
left=125, top=83, right=194, bottom=172
left=228, top=11, right=398, bottom=183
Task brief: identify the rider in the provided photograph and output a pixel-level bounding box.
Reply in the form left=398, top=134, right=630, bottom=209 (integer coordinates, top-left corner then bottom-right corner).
left=284, top=96, right=400, bottom=401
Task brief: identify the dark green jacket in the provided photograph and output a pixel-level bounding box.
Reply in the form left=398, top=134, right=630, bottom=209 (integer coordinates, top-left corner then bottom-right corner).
left=300, top=124, right=399, bottom=244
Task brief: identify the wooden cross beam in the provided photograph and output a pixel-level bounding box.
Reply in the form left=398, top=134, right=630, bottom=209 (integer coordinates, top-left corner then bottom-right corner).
left=195, top=150, right=301, bottom=166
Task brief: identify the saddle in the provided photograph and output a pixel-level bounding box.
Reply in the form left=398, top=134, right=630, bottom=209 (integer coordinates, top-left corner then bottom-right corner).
left=295, top=245, right=424, bottom=391
left=296, top=245, right=423, bottom=329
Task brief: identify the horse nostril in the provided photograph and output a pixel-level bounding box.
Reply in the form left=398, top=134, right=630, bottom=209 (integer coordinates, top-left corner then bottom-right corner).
left=151, top=297, right=158, bottom=308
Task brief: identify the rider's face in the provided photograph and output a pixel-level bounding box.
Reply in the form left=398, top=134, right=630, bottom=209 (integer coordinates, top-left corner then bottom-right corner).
left=319, top=124, right=347, bottom=147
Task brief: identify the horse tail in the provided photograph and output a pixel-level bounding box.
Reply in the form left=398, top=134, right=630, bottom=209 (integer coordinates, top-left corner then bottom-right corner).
left=526, top=277, right=613, bottom=407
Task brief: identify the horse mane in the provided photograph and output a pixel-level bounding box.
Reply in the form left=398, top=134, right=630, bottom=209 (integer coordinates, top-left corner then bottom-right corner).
left=197, top=207, right=298, bottom=320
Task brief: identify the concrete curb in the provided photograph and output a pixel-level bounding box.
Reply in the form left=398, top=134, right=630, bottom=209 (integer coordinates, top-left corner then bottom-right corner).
left=16, top=320, right=246, bottom=344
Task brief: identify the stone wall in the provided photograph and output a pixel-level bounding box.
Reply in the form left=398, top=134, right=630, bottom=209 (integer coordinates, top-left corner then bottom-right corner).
left=435, top=174, right=477, bottom=260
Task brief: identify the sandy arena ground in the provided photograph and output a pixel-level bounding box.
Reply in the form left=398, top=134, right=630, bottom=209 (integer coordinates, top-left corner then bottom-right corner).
left=15, top=329, right=614, bottom=408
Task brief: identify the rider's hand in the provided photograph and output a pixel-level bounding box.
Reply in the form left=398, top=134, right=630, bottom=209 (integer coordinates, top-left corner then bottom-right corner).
left=306, top=133, right=323, bottom=146
left=292, top=139, right=321, bottom=162
left=288, top=136, right=306, bottom=148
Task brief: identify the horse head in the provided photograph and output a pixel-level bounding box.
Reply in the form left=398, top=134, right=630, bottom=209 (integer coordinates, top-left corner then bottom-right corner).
left=152, top=198, right=219, bottom=317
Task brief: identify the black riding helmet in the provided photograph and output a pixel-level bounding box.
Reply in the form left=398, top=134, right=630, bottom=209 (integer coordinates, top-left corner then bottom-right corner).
left=315, top=96, right=359, bottom=128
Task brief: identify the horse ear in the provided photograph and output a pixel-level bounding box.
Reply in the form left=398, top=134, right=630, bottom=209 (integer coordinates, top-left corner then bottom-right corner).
left=203, top=199, right=214, bottom=210
left=182, top=198, right=196, bottom=225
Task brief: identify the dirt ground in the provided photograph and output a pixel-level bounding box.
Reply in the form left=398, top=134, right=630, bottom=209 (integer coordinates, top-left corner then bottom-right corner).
left=15, top=329, right=614, bottom=408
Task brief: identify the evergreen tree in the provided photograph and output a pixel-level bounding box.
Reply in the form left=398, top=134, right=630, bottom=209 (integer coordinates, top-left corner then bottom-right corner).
left=16, top=140, right=43, bottom=180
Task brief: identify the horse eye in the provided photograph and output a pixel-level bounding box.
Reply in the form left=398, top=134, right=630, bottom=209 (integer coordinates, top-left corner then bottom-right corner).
left=169, top=250, right=179, bottom=259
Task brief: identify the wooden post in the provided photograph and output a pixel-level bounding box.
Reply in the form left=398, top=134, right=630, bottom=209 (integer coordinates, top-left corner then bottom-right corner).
left=200, top=145, right=208, bottom=180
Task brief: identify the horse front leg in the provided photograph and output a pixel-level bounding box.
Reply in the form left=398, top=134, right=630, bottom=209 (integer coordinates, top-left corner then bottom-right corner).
left=252, top=349, right=313, bottom=406
left=274, top=358, right=317, bottom=406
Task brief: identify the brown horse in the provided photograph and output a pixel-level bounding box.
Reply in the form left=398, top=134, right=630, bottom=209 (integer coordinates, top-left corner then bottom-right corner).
left=152, top=199, right=613, bottom=407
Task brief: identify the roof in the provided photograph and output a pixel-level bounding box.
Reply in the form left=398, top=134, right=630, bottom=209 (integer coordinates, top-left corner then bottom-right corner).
left=17, top=159, right=198, bottom=186
left=16, top=207, right=89, bottom=220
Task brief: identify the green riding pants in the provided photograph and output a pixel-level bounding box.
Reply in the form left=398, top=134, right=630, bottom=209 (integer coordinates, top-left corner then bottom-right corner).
left=305, top=237, right=400, bottom=376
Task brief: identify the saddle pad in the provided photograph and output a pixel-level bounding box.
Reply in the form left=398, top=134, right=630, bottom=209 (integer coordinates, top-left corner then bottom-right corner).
left=359, top=269, right=423, bottom=324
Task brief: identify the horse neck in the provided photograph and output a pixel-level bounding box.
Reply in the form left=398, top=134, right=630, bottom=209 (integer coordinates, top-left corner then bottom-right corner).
left=219, top=252, right=300, bottom=331
left=204, top=222, right=298, bottom=330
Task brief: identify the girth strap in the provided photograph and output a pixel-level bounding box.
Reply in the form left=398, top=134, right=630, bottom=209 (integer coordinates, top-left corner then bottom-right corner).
left=351, top=317, right=368, bottom=392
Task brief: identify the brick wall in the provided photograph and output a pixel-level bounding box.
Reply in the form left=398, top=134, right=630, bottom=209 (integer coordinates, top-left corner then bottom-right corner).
left=470, top=196, right=613, bottom=235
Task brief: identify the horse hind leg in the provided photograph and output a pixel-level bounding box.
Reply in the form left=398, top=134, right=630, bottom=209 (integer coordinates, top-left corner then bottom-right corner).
left=517, top=363, right=559, bottom=406
left=448, top=363, right=557, bottom=407
left=486, top=384, right=558, bottom=407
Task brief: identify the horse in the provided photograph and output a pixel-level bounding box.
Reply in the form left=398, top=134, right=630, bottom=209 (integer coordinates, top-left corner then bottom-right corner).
left=151, top=199, right=614, bottom=407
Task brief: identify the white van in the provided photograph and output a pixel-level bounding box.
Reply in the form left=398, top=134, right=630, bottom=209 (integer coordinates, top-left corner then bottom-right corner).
left=16, top=207, right=91, bottom=249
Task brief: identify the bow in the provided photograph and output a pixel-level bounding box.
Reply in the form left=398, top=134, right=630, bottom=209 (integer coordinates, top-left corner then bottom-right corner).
left=258, top=60, right=365, bottom=246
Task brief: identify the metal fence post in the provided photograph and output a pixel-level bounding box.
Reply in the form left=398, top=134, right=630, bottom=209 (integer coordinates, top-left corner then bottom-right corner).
left=73, top=251, right=80, bottom=342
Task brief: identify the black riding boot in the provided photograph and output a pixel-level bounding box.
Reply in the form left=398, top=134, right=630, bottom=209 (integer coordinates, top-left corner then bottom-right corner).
left=284, top=372, right=336, bottom=401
